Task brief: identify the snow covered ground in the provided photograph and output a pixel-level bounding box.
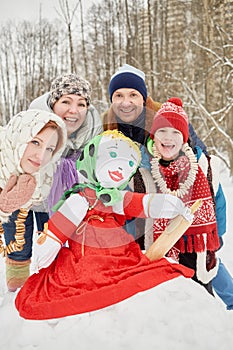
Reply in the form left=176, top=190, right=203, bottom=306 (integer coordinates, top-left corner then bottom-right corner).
left=1, top=167, right=233, bottom=350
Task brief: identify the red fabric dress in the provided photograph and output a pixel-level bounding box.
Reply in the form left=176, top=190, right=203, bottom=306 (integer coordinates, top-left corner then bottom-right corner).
left=15, top=189, right=194, bottom=320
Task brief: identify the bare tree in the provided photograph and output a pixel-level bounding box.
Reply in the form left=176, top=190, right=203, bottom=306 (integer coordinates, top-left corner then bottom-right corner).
left=0, top=0, right=232, bottom=175
left=78, top=0, right=88, bottom=76
left=56, top=0, right=79, bottom=72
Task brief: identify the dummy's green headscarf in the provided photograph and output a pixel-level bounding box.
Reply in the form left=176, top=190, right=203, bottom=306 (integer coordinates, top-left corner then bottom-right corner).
left=146, top=136, right=154, bottom=156
left=53, top=130, right=141, bottom=211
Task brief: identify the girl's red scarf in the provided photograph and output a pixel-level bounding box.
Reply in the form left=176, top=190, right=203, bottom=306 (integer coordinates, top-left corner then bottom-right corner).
left=153, top=156, right=219, bottom=253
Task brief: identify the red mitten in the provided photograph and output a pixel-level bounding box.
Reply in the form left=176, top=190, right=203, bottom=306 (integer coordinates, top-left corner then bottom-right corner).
left=0, top=174, right=36, bottom=213
left=206, top=250, right=217, bottom=271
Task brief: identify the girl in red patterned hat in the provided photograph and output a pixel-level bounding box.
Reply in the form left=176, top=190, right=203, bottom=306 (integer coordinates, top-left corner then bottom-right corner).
left=148, top=97, right=221, bottom=296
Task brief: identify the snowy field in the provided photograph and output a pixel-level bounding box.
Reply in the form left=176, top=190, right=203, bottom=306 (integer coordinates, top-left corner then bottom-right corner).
left=0, top=166, right=233, bottom=350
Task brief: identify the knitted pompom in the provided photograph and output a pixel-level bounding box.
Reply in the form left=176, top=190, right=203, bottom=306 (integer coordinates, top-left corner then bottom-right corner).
left=167, top=97, right=182, bottom=107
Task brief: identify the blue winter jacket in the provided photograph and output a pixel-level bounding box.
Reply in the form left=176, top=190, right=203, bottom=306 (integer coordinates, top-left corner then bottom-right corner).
left=189, top=123, right=208, bottom=155
left=195, top=146, right=226, bottom=238
left=189, top=123, right=226, bottom=237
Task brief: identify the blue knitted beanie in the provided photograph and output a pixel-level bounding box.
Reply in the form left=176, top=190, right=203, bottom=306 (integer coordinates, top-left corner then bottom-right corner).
left=108, top=64, right=147, bottom=102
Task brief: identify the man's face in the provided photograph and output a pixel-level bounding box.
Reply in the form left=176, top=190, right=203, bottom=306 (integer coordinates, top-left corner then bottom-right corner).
left=112, top=88, right=144, bottom=123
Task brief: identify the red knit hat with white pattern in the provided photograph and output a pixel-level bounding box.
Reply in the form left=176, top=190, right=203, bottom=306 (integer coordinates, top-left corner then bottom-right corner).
left=150, top=97, right=189, bottom=143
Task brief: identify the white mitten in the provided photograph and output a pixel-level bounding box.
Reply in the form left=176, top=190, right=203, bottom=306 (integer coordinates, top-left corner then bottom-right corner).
left=33, top=229, right=62, bottom=272
left=143, top=193, right=194, bottom=222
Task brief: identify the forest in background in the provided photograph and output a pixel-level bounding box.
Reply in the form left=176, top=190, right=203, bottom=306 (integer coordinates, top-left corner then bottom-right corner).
left=0, top=0, right=232, bottom=174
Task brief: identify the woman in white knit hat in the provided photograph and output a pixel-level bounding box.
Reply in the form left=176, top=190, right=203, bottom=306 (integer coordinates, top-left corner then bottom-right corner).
left=0, top=109, right=67, bottom=291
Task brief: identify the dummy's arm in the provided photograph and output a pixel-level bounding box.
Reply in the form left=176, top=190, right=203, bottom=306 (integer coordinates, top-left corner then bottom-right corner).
left=122, top=192, right=194, bottom=222
left=145, top=199, right=202, bottom=261
left=33, top=194, right=89, bottom=271
left=122, top=191, right=201, bottom=261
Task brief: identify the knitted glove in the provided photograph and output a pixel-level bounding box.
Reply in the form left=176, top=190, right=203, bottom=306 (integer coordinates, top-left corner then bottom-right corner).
left=206, top=250, right=217, bottom=271
left=33, top=229, right=62, bottom=271
left=0, top=174, right=36, bottom=213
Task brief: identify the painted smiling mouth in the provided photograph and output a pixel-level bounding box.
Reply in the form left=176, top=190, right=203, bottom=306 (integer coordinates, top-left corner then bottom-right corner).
left=108, top=170, right=123, bottom=182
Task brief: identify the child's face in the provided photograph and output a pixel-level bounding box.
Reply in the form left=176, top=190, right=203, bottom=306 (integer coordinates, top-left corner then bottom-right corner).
left=112, top=88, right=144, bottom=123
left=95, top=136, right=139, bottom=188
left=154, top=127, right=183, bottom=161
left=20, top=127, right=59, bottom=174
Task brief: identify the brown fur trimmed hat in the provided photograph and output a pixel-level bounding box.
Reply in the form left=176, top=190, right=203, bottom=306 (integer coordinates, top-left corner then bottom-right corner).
left=49, top=73, right=92, bottom=107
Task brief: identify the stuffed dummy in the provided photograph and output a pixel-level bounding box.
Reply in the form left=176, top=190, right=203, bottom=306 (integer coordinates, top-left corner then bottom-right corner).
left=15, top=130, right=194, bottom=320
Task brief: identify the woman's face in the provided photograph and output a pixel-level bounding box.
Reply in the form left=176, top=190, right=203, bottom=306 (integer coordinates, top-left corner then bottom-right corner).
left=20, top=127, right=59, bottom=174
left=154, top=127, right=183, bottom=161
left=112, top=88, right=144, bottom=123
left=53, top=94, right=88, bottom=136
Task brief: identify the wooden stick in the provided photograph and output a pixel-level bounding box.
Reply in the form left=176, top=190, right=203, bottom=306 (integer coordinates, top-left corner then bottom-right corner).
left=145, top=199, right=202, bottom=261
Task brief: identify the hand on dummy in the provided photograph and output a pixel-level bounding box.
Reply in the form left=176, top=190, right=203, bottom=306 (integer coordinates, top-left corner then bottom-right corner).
left=33, top=229, right=62, bottom=272
left=144, top=193, right=194, bottom=222
left=0, top=174, right=36, bottom=213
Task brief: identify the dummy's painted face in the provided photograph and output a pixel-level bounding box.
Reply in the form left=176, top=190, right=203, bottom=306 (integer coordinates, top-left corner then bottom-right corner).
left=20, top=127, right=59, bottom=174
left=95, top=136, right=139, bottom=188
left=53, top=94, right=88, bottom=137
left=154, top=127, right=183, bottom=161
left=112, top=88, right=144, bottom=123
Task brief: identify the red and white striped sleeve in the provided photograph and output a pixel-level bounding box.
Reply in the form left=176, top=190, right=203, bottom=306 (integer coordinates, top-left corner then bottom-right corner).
left=48, top=194, right=89, bottom=244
